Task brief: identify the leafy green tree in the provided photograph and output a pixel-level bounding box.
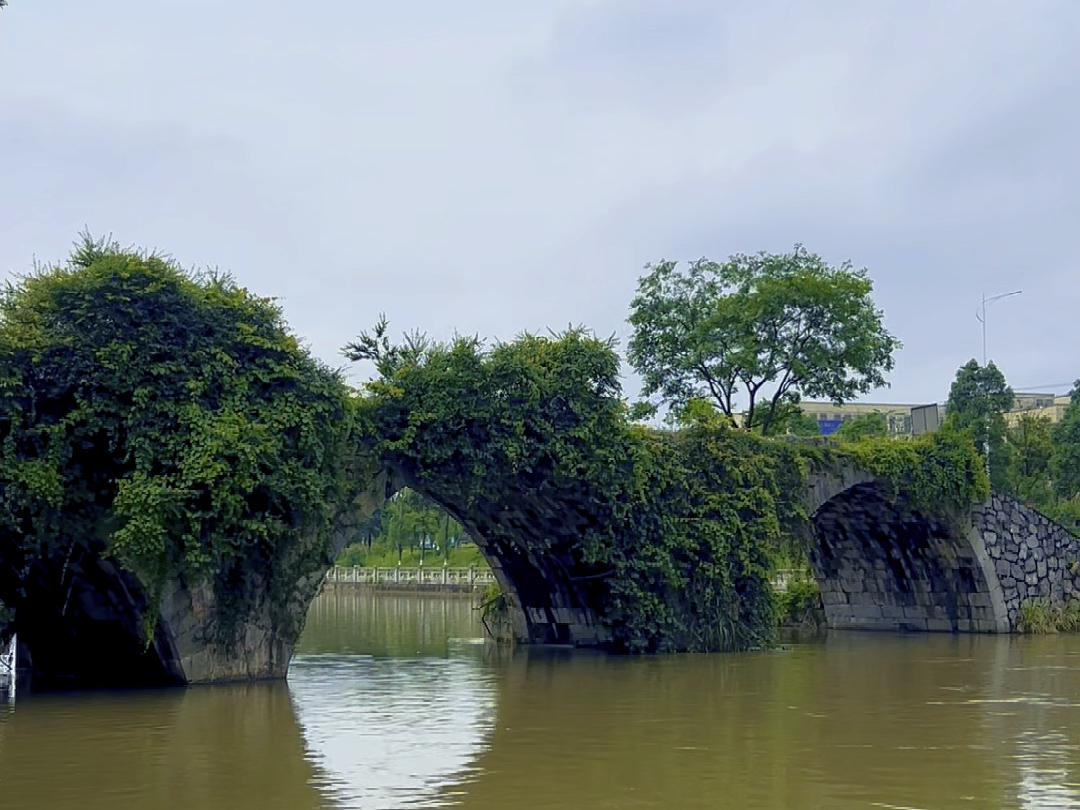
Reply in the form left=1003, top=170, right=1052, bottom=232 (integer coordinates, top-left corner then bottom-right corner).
left=1051, top=382, right=1080, bottom=500
left=773, top=404, right=822, bottom=437
left=626, top=245, right=899, bottom=435
left=945, top=360, right=1013, bottom=488
left=1006, top=413, right=1054, bottom=504
left=336, top=485, right=477, bottom=567
left=835, top=412, right=888, bottom=441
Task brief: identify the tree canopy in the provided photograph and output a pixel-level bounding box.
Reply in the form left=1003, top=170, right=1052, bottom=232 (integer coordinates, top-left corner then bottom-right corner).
left=834, top=412, right=888, bottom=441
left=1051, top=382, right=1080, bottom=501
left=336, top=487, right=478, bottom=567
left=945, top=359, right=1013, bottom=488
left=626, top=245, right=899, bottom=435
left=0, top=235, right=357, bottom=635
left=1006, top=413, right=1054, bottom=504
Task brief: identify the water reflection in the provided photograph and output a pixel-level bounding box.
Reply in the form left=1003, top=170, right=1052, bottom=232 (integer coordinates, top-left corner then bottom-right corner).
left=289, top=656, right=497, bottom=808
left=288, top=590, right=498, bottom=809
left=296, top=590, right=487, bottom=659
left=453, top=634, right=1080, bottom=810
left=1003, top=640, right=1080, bottom=809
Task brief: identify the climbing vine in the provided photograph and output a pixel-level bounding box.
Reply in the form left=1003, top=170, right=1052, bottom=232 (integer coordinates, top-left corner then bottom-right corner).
left=350, top=323, right=993, bottom=653
left=0, top=237, right=358, bottom=642
left=352, top=327, right=808, bottom=652
left=829, top=429, right=989, bottom=513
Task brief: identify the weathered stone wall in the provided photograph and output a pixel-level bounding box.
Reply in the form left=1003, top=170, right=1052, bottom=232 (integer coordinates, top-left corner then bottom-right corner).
left=809, top=483, right=1006, bottom=633
left=158, top=458, right=399, bottom=683
left=808, top=468, right=1080, bottom=635
left=975, top=494, right=1080, bottom=629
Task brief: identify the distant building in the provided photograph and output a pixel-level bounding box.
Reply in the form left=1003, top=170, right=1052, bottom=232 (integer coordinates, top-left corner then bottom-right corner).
left=797, top=401, right=939, bottom=436
left=776, top=388, right=1073, bottom=436
left=1004, top=393, right=1072, bottom=426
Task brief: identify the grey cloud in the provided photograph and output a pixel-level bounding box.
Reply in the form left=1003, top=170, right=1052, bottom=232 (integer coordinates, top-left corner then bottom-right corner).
left=1, top=0, right=1078, bottom=404
left=515, top=0, right=1080, bottom=402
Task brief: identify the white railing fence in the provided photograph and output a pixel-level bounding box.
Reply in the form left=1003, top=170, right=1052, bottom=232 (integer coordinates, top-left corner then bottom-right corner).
left=327, top=566, right=805, bottom=592
left=325, top=566, right=497, bottom=589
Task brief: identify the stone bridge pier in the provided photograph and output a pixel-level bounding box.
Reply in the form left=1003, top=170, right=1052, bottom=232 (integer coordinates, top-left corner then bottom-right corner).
left=806, top=470, right=1080, bottom=633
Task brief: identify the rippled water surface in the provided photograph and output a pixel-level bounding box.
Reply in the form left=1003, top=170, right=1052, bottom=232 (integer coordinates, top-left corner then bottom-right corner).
left=2, top=590, right=1080, bottom=809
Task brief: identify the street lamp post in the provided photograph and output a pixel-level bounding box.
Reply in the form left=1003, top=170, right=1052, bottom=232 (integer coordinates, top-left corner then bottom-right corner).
left=976, top=289, right=1022, bottom=367
left=974, top=289, right=1022, bottom=481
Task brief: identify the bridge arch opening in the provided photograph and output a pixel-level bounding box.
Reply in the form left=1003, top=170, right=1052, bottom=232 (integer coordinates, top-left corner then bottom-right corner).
left=0, top=536, right=183, bottom=689
left=334, top=469, right=614, bottom=648
left=808, top=482, right=1004, bottom=633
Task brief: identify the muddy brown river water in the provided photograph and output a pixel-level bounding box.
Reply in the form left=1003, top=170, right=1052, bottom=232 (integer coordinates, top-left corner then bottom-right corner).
left=1, top=590, right=1078, bottom=809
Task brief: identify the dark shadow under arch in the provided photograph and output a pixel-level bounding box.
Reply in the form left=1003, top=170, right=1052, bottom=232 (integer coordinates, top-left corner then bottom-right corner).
left=0, top=535, right=183, bottom=689
left=809, top=482, right=1002, bottom=632
left=388, top=470, right=614, bottom=648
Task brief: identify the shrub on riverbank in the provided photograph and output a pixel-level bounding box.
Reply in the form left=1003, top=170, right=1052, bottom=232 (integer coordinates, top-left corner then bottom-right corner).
left=1018, top=598, right=1080, bottom=633
left=775, top=577, right=823, bottom=628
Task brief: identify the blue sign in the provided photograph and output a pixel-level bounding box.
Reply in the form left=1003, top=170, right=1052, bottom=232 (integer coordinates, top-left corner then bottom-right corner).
left=818, top=420, right=842, bottom=435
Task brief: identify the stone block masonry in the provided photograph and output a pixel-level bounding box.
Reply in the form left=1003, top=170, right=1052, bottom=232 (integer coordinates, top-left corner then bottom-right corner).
left=975, top=496, right=1080, bottom=629
left=808, top=475, right=1080, bottom=634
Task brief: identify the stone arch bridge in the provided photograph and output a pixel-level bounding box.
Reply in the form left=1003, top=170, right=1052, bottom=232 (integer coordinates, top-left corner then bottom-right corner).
left=5, top=461, right=1080, bottom=687
left=423, top=465, right=1080, bottom=647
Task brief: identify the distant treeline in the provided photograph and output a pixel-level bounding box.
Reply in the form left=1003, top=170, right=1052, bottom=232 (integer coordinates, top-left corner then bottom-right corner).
left=336, top=488, right=487, bottom=568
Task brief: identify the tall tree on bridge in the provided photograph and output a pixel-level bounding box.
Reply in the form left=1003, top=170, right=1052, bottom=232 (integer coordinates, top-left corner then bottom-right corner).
left=626, top=245, right=900, bottom=435
left=945, top=360, right=1014, bottom=488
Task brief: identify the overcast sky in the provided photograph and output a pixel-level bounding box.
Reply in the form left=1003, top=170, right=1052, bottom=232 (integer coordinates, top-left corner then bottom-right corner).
left=2, top=1, right=1078, bottom=405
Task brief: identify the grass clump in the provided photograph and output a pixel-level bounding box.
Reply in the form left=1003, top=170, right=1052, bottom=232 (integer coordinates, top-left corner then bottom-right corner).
left=1018, top=598, right=1080, bottom=633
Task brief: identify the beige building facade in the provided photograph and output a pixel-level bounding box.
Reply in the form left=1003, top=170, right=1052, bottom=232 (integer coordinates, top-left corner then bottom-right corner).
left=1004, top=393, right=1072, bottom=426
left=797, top=389, right=1074, bottom=436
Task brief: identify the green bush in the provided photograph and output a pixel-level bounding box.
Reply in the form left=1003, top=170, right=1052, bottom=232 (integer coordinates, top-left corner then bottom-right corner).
left=775, top=577, right=822, bottom=626
left=1019, top=598, right=1080, bottom=633
left=835, top=427, right=989, bottom=513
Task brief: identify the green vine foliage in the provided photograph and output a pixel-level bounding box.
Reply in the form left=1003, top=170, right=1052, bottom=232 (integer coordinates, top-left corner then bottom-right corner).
left=0, top=239, right=357, bottom=639
left=354, top=326, right=992, bottom=653
left=355, top=329, right=809, bottom=652
left=832, top=428, right=989, bottom=514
